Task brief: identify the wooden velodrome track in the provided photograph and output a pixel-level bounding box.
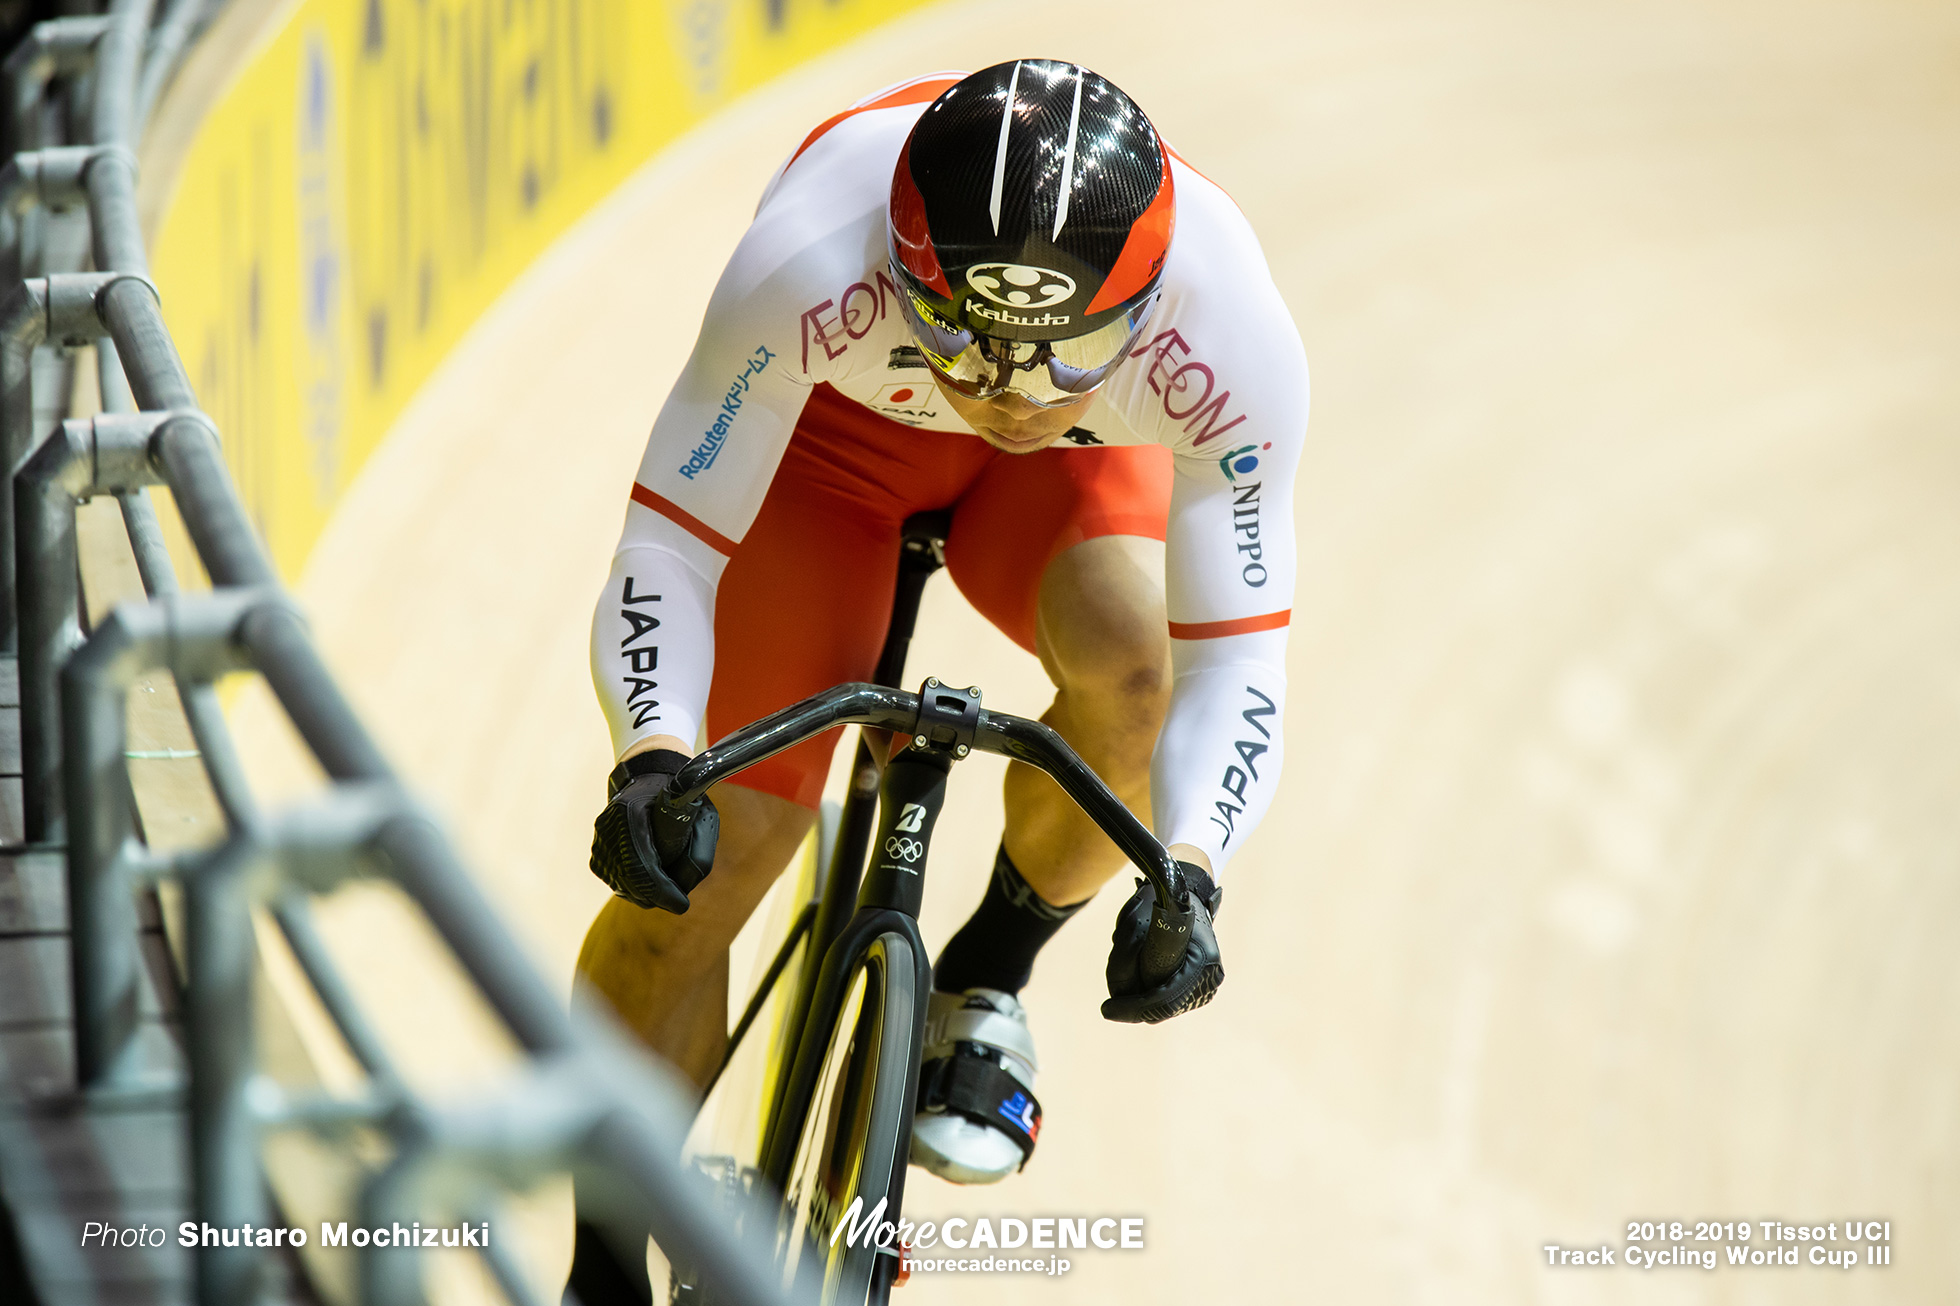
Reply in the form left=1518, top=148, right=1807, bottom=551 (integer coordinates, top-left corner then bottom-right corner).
left=217, top=0, right=1960, bottom=1300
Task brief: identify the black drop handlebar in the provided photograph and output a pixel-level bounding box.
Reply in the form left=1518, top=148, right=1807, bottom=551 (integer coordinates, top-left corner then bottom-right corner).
left=657, top=681, right=1198, bottom=986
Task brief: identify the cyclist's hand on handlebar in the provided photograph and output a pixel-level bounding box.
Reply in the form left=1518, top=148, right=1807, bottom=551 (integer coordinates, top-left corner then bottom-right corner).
left=589, top=749, right=718, bottom=913
left=1101, top=862, right=1224, bottom=1024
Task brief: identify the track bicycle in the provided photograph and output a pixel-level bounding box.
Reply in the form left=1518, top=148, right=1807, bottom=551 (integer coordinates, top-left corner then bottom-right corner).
left=664, top=514, right=1200, bottom=1306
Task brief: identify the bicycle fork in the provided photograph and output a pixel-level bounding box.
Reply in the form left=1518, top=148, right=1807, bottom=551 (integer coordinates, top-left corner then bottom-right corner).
left=759, top=745, right=948, bottom=1191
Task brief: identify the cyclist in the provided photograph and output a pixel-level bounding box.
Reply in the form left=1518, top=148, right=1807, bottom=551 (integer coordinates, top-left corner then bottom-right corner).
left=572, top=56, right=1304, bottom=1299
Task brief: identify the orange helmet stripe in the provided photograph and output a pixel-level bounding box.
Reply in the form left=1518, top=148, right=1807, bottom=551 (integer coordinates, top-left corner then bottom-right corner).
left=1085, top=143, right=1176, bottom=315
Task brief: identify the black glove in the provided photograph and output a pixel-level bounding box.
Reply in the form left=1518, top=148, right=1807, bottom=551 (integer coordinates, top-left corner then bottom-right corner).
left=1101, top=862, right=1224, bottom=1024
left=589, top=750, right=718, bottom=913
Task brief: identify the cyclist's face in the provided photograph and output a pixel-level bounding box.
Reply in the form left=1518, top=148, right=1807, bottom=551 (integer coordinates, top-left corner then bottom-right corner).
left=934, top=378, right=1094, bottom=454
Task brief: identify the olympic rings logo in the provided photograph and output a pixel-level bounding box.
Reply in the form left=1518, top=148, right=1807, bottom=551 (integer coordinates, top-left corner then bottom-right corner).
left=884, top=837, right=923, bottom=862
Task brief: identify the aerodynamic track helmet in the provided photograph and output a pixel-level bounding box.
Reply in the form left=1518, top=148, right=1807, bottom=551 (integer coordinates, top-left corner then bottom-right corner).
left=888, top=59, right=1176, bottom=406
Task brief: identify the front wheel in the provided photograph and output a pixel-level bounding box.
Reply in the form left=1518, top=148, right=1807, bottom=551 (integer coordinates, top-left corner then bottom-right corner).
left=776, top=931, right=921, bottom=1306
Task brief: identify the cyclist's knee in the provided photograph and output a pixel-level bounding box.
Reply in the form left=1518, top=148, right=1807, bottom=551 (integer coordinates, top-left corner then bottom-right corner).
left=1048, top=669, right=1169, bottom=796
left=1065, top=643, right=1171, bottom=727
left=1047, top=611, right=1172, bottom=731
left=1036, top=536, right=1170, bottom=716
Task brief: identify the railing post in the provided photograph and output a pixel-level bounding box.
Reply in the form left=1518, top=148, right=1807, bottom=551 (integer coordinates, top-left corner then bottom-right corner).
left=59, top=602, right=156, bottom=1084
left=17, top=408, right=170, bottom=842
left=63, top=590, right=273, bottom=1084
left=0, top=274, right=48, bottom=652
left=1, top=16, right=113, bottom=282
left=186, top=836, right=271, bottom=1306
left=0, top=269, right=121, bottom=656
left=1, top=16, right=113, bottom=154
left=361, top=1155, right=430, bottom=1306
left=14, top=416, right=88, bottom=841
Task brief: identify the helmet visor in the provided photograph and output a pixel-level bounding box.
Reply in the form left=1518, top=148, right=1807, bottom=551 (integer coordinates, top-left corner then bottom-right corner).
left=895, top=276, right=1158, bottom=408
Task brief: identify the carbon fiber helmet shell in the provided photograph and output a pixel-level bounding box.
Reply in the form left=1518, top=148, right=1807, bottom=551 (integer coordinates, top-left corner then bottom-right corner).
left=889, top=60, right=1176, bottom=345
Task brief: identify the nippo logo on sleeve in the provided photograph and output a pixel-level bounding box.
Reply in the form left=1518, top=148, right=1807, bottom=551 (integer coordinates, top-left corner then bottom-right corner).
left=1216, top=442, right=1272, bottom=482
left=965, top=263, right=1075, bottom=309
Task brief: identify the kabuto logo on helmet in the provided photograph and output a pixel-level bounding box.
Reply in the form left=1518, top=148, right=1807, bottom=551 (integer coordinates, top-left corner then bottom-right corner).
left=890, top=60, right=1176, bottom=350
left=966, top=263, right=1076, bottom=310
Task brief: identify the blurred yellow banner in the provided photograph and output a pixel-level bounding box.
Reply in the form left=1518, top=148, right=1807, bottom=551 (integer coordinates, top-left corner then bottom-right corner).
left=148, top=0, right=934, bottom=577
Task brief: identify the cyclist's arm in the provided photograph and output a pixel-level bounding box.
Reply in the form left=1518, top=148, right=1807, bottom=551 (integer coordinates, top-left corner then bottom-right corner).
left=590, top=538, right=724, bottom=761
left=1112, top=162, right=1308, bottom=878
left=621, top=735, right=691, bottom=761
left=1149, top=368, right=1307, bottom=877
left=590, top=224, right=837, bottom=762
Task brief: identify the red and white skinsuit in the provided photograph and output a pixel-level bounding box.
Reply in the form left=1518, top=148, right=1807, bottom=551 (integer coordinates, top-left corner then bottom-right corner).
left=591, top=74, right=1309, bottom=873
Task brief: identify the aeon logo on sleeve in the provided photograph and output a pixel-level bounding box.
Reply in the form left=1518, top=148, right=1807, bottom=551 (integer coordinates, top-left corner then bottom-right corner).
left=965, top=263, right=1075, bottom=309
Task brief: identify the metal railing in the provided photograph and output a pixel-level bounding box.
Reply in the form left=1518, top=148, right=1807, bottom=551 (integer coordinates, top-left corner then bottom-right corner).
left=2, top=3, right=791, bottom=1303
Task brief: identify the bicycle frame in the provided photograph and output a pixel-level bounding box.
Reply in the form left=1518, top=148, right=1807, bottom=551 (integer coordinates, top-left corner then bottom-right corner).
left=759, top=745, right=945, bottom=1282
left=694, top=513, right=949, bottom=1115
left=685, top=512, right=1189, bottom=1108
left=770, top=512, right=951, bottom=1133
left=666, top=517, right=1194, bottom=1298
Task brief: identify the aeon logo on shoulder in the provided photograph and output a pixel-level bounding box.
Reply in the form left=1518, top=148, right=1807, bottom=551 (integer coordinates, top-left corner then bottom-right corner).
left=966, top=263, right=1075, bottom=309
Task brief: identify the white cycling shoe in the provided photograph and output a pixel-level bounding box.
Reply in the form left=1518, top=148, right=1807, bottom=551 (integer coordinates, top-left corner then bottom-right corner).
left=909, top=988, right=1043, bottom=1185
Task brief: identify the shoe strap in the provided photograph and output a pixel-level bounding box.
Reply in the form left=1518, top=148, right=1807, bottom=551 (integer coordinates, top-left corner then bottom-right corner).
left=927, top=1004, right=1039, bottom=1073
left=917, top=1041, right=1042, bottom=1169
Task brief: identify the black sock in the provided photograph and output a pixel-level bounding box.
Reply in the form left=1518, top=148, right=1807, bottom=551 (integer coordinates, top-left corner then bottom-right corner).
left=933, top=845, right=1090, bottom=996
left=565, top=1218, right=651, bottom=1306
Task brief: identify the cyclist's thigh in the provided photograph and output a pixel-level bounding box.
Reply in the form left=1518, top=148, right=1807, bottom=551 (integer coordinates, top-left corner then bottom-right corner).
left=707, top=384, right=992, bottom=806
left=944, top=442, right=1173, bottom=656
left=1032, top=533, right=1171, bottom=698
